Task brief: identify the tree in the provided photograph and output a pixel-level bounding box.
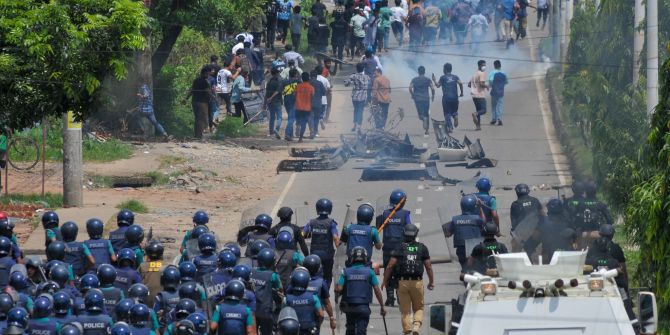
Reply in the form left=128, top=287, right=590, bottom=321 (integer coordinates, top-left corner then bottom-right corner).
left=0, top=0, right=148, bottom=127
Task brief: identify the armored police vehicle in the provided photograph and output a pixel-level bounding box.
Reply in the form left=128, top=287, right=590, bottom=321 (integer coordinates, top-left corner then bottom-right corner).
left=435, top=251, right=658, bottom=335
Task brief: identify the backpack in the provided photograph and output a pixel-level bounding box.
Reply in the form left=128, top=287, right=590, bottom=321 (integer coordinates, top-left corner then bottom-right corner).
left=408, top=6, right=424, bottom=24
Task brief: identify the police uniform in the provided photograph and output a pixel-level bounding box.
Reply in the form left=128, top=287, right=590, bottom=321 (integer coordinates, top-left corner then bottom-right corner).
left=243, top=232, right=273, bottom=257
left=284, top=291, right=322, bottom=335
left=469, top=238, right=508, bottom=273
left=446, top=214, right=484, bottom=269
left=575, top=197, right=613, bottom=237
left=275, top=248, right=304, bottom=290
left=83, top=238, right=114, bottom=270
left=343, top=224, right=381, bottom=260
left=0, top=255, right=16, bottom=289
left=114, top=266, right=142, bottom=295
left=211, top=301, right=254, bottom=335
left=390, top=241, right=430, bottom=334
left=304, top=217, right=338, bottom=285
left=64, top=239, right=87, bottom=277
left=193, top=253, right=218, bottom=284
left=474, top=192, right=497, bottom=223
left=250, top=268, right=282, bottom=335
left=108, top=226, right=129, bottom=253
left=586, top=249, right=635, bottom=320
left=78, top=313, right=114, bottom=335
left=140, top=260, right=166, bottom=308
left=153, top=288, right=180, bottom=331
left=509, top=194, right=543, bottom=252
left=203, top=268, right=233, bottom=302
left=338, top=264, right=379, bottom=335
left=270, top=222, right=310, bottom=256
left=28, top=317, right=59, bottom=335
left=129, top=325, right=155, bottom=335
left=101, top=286, right=125, bottom=317
left=44, top=227, right=63, bottom=248
left=377, top=209, right=410, bottom=304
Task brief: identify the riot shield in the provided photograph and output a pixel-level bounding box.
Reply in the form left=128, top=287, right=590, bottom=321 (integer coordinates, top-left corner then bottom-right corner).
left=201, top=271, right=226, bottom=303
left=464, top=237, right=484, bottom=258
left=333, top=204, right=355, bottom=335
left=184, top=238, right=201, bottom=262
left=437, top=206, right=457, bottom=263
left=375, top=195, right=391, bottom=230
left=458, top=171, right=492, bottom=192
left=509, top=212, right=541, bottom=245
left=240, top=207, right=259, bottom=230
left=292, top=205, right=311, bottom=228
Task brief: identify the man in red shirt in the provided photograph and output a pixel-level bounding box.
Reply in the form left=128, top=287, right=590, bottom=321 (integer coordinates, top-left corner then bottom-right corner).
left=295, top=72, right=315, bottom=142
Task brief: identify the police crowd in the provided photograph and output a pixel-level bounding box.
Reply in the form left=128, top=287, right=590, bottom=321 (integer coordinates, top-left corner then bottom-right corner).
left=0, top=188, right=436, bottom=335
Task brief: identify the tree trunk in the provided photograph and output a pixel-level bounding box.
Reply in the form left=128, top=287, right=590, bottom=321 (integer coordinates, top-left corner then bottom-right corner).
left=151, top=24, right=183, bottom=81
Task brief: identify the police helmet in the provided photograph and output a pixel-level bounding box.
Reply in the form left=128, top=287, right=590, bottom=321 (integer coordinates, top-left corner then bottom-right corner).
left=599, top=224, right=615, bottom=239
left=303, top=254, right=321, bottom=277
left=225, top=279, right=245, bottom=301
left=61, top=221, right=78, bottom=242
left=128, top=283, right=149, bottom=304
left=32, top=296, right=52, bottom=318
left=257, top=248, right=276, bottom=268
left=46, top=240, right=66, bottom=261
left=3, top=325, right=26, bottom=335
left=145, top=240, right=164, bottom=260
left=276, top=230, right=294, bottom=250
left=249, top=240, right=272, bottom=258
left=192, top=211, right=209, bottom=225
left=8, top=271, right=27, bottom=290
left=218, top=250, right=237, bottom=269
left=356, top=204, right=374, bottom=224
left=124, top=225, right=144, bottom=246
left=190, top=226, right=210, bottom=240
left=390, top=189, right=407, bottom=207
left=178, top=261, right=197, bottom=282
left=97, top=264, right=117, bottom=286
left=178, top=282, right=200, bottom=301
left=174, top=298, right=197, bottom=319
left=315, top=198, right=333, bottom=215
left=49, top=264, right=70, bottom=287
left=41, top=211, right=59, bottom=229
left=585, top=180, right=598, bottom=197
left=277, top=207, right=294, bottom=220
left=546, top=198, right=563, bottom=215
left=84, top=288, right=105, bottom=312
left=483, top=222, right=498, bottom=236
left=37, top=281, right=60, bottom=295
left=593, top=236, right=610, bottom=253
left=186, top=312, right=208, bottom=335
left=223, top=242, right=242, bottom=258
left=571, top=180, right=585, bottom=196
left=460, top=195, right=478, bottom=214
left=160, top=265, right=181, bottom=289
left=514, top=183, right=530, bottom=197
left=0, top=236, right=12, bottom=257
left=85, top=218, right=105, bottom=239
left=278, top=307, right=300, bottom=335
left=59, top=324, right=83, bottom=335
left=174, top=320, right=197, bottom=335
left=79, top=273, right=100, bottom=290
left=349, top=246, right=368, bottom=264
left=232, top=264, right=252, bottom=282
left=255, top=214, right=273, bottom=229
left=476, top=177, right=492, bottom=192
left=290, top=269, right=310, bottom=292
left=110, top=323, right=131, bottom=335
left=115, top=299, right=135, bottom=321
left=0, top=219, right=13, bottom=238
left=52, top=291, right=71, bottom=314
left=117, top=248, right=136, bottom=267
left=129, top=303, right=151, bottom=326
left=197, top=233, right=217, bottom=253
left=117, top=209, right=135, bottom=226
left=0, top=293, right=13, bottom=315
left=6, top=307, right=28, bottom=328
left=404, top=224, right=419, bottom=238
left=560, top=228, right=577, bottom=240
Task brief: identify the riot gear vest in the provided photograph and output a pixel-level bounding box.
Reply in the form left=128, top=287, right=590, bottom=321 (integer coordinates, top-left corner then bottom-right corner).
left=217, top=302, right=248, bottom=335
left=308, top=218, right=335, bottom=258
left=45, top=228, right=63, bottom=248
left=343, top=266, right=372, bottom=305
left=276, top=248, right=297, bottom=290
left=346, top=224, right=374, bottom=257
left=472, top=239, right=506, bottom=274
left=114, top=267, right=139, bottom=295
left=307, top=277, right=325, bottom=300
left=73, top=296, right=86, bottom=315
left=28, top=318, right=58, bottom=335
left=397, top=242, right=423, bottom=278
left=140, top=261, right=165, bottom=308
left=108, top=227, right=129, bottom=252
left=194, top=253, right=218, bottom=284
left=286, top=291, right=317, bottom=330
left=129, top=326, right=152, bottom=335
left=64, top=241, right=86, bottom=276
left=450, top=215, right=483, bottom=246
left=156, top=290, right=180, bottom=313
left=578, top=199, right=606, bottom=232
left=79, top=314, right=112, bottom=335
left=250, top=269, right=274, bottom=315
left=53, top=314, right=75, bottom=325
left=475, top=194, right=495, bottom=222
left=84, top=239, right=112, bottom=266
left=381, top=209, right=409, bottom=253
left=0, top=257, right=14, bottom=289
left=244, top=232, right=272, bottom=257
left=205, top=269, right=232, bottom=300
left=101, top=287, right=124, bottom=316
left=510, top=195, right=542, bottom=231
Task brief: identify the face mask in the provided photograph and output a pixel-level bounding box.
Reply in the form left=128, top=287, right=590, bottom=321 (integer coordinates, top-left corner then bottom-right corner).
left=480, top=66, right=486, bottom=71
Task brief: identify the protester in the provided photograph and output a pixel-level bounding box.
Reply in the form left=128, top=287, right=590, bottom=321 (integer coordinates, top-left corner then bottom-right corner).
left=137, top=82, right=168, bottom=140
left=185, top=67, right=212, bottom=139
left=277, top=0, right=293, bottom=43
left=265, top=68, right=284, bottom=138
left=468, top=59, right=488, bottom=130
left=488, top=60, right=508, bottom=126
left=295, top=72, right=315, bottom=142
left=345, top=63, right=371, bottom=133
left=372, top=68, right=392, bottom=129
left=409, top=65, right=435, bottom=135
left=390, top=0, right=408, bottom=46
left=231, top=69, right=254, bottom=124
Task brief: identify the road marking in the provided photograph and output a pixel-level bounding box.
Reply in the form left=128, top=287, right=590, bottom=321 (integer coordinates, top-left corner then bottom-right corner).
left=417, top=196, right=423, bottom=203
left=437, top=186, right=444, bottom=192
left=527, top=31, right=570, bottom=186
left=415, top=208, right=422, bottom=215
left=419, top=163, right=426, bottom=168
left=271, top=173, right=296, bottom=216
left=417, top=184, right=424, bottom=190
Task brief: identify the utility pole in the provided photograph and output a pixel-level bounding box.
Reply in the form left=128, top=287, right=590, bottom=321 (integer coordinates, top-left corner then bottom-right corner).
left=551, top=0, right=560, bottom=60
left=647, top=0, right=658, bottom=115
left=633, top=0, right=645, bottom=82
left=560, top=0, right=567, bottom=69
left=63, top=112, right=83, bottom=207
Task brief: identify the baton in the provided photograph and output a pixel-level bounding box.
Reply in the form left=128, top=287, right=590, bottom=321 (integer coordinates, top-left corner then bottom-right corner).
left=378, top=197, right=406, bottom=233
left=382, top=314, right=389, bottom=335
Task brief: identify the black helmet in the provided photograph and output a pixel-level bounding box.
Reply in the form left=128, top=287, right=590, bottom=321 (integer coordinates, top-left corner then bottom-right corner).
left=117, top=248, right=136, bottom=267
left=97, top=264, right=117, bottom=286
left=60, top=221, right=78, bottom=242
left=249, top=240, right=271, bottom=259
left=218, top=250, right=237, bottom=269
left=483, top=222, right=498, bottom=236
left=32, top=296, right=52, bottom=318
left=160, top=265, right=181, bottom=289
left=224, top=279, right=245, bottom=301
left=111, top=323, right=130, bottom=335
left=303, top=254, right=321, bottom=277
left=128, top=283, right=149, bottom=304
left=78, top=274, right=99, bottom=291
left=277, top=207, right=294, bottom=220
left=278, top=307, right=300, bottom=335
left=599, top=224, right=615, bottom=239
left=192, top=210, right=209, bottom=225
left=115, top=299, right=134, bottom=321
left=0, top=236, right=12, bottom=257
left=232, top=264, right=252, bottom=282
left=0, top=218, right=14, bottom=238
left=175, top=299, right=197, bottom=320
left=460, top=195, right=478, bottom=214
left=571, top=181, right=585, bottom=196
left=315, top=199, right=333, bottom=215
left=86, top=218, right=104, bottom=239
left=41, top=211, right=59, bottom=229
left=356, top=204, right=374, bottom=224
left=403, top=224, right=419, bottom=238
left=257, top=248, right=276, bottom=268
left=124, top=225, right=144, bottom=246
left=145, top=240, right=164, bottom=260
left=593, top=237, right=610, bottom=253
left=52, top=291, right=71, bottom=315
left=46, top=241, right=66, bottom=261
left=546, top=198, right=563, bottom=215
left=175, top=320, right=196, bottom=335
left=117, top=209, right=135, bottom=227
left=0, top=293, right=13, bottom=315
left=6, top=307, right=28, bottom=328
left=349, top=246, right=368, bottom=264
left=584, top=180, right=597, bottom=197
left=514, top=183, right=530, bottom=197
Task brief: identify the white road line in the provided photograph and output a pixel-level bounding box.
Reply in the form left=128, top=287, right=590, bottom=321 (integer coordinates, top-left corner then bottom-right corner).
left=271, top=173, right=296, bottom=216
left=417, top=196, right=423, bottom=202
left=527, top=31, right=570, bottom=186
left=437, top=186, right=444, bottom=192
left=415, top=208, right=422, bottom=215
left=418, top=184, right=424, bottom=190
left=420, top=163, right=426, bottom=168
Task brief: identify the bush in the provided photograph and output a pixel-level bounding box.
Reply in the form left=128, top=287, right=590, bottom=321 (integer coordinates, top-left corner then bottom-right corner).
left=216, top=117, right=260, bottom=138
left=116, top=199, right=148, bottom=213
left=0, top=193, right=64, bottom=208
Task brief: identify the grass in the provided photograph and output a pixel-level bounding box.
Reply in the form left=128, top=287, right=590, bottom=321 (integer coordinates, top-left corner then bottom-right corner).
left=145, top=171, right=171, bottom=185
left=216, top=117, right=261, bottom=138
left=116, top=199, right=149, bottom=214
left=0, top=193, right=64, bottom=208
left=159, top=155, right=187, bottom=169
left=82, top=138, right=133, bottom=162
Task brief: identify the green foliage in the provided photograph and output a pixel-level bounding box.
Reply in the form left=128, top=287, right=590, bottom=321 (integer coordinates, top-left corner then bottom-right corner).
left=145, top=170, right=171, bottom=185
left=216, top=117, right=261, bottom=138
left=0, top=0, right=147, bottom=128
left=0, top=193, right=64, bottom=208
left=116, top=199, right=148, bottom=213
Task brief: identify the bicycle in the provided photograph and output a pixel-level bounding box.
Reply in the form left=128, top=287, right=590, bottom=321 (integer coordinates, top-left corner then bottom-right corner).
left=6, top=133, right=40, bottom=171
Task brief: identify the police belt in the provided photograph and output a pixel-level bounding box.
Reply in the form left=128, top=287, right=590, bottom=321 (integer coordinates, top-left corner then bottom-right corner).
left=398, top=276, right=422, bottom=281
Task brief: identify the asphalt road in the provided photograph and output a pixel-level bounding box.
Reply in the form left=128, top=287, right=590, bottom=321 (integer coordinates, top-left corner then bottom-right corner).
left=250, top=23, right=571, bottom=334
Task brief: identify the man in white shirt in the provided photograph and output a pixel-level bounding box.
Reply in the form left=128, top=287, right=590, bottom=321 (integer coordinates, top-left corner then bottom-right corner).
left=390, top=0, right=408, bottom=46
left=283, top=44, right=305, bottom=67
left=217, top=60, right=240, bottom=116
left=315, top=65, right=332, bottom=131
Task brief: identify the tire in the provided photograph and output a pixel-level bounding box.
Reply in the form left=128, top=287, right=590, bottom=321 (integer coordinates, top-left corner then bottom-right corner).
left=8, top=137, right=39, bottom=170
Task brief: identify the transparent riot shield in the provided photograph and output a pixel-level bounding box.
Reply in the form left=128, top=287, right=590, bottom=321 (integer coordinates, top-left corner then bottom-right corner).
left=375, top=195, right=390, bottom=230
left=458, top=171, right=492, bottom=193
left=333, top=204, right=355, bottom=335
left=437, top=206, right=457, bottom=263
left=464, top=237, right=485, bottom=258
left=239, top=207, right=262, bottom=263
left=292, top=205, right=311, bottom=228
left=509, top=212, right=541, bottom=246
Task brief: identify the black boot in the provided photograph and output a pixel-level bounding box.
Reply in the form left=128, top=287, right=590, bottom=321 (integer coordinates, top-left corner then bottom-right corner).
left=385, top=289, right=396, bottom=307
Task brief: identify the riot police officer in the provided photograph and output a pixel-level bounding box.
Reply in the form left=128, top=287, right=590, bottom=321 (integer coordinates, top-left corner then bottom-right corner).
left=186, top=312, right=208, bottom=335
left=115, top=249, right=142, bottom=295
left=376, top=189, right=411, bottom=307
left=284, top=269, right=323, bottom=335
left=202, top=250, right=237, bottom=301
left=194, top=233, right=218, bottom=284
left=335, top=246, right=386, bottom=335
left=52, top=291, right=75, bottom=324
left=7, top=272, right=33, bottom=311
left=97, top=264, right=124, bottom=316
left=303, top=198, right=340, bottom=286
left=61, top=221, right=86, bottom=277
left=154, top=265, right=181, bottom=331
left=5, top=307, right=29, bottom=335
left=382, top=224, right=433, bottom=335
left=230, top=264, right=257, bottom=313
left=468, top=222, right=509, bottom=273
left=109, top=209, right=134, bottom=252
left=28, top=295, right=58, bottom=335
left=180, top=226, right=210, bottom=263
left=124, top=225, right=145, bottom=267
left=72, top=274, right=101, bottom=315
left=275, top=229, right=305, bottom=290
left=114, top=298, right=135, bottom=323
left=303, top=255, right=336, bottom=331
left=140, top=240, right=166, bottom=308
left=509, top=183, right=543, bottom=252
left=444, top=195, right=485, bottom=270
left=0, top=293, right=11, bottom=332
left=245, top=240, right=271, bottom=268
left=250, top=248, right=282, bottom=335
left=129, top=304, right=155, bottom=335
left=564, top=180, right=585, bottom=224
left=0, top=216, right=21, bottom=264
left=576, top=181, right=613, bottom=248
left=0, top=237, right=16, bottom=289
left=180, top=210, right=210, bottom=254
left=588, top=224, right=628, bottom=287
left=210, top=279, right=256, bottom=335
left=538, top=199, right=575, bottom=263
left=277, top=307, right=300, bottom=335
left=41, top=211, right=62, bottom=248
left=243, top=214, right=274, bottom=257
left=83, top=218, right=117, bottom=271
left=341, top=204, right=382, bottom=259
left=474, top=178, right=500, bottom=226
left=270, top=207, right=310, bottom=255
left=79, top=289, right=114, bottom=335
left=45, top=241, right=75, bottom=281
left=50, top=264, right=76, bottom=298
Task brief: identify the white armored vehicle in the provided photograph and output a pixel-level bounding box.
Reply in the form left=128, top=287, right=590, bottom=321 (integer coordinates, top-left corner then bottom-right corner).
left=432, top=251, right=658, bottom=335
